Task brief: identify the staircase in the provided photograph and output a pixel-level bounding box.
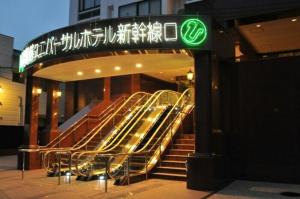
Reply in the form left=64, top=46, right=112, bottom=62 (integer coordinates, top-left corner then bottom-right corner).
left=151, top=134, right=195, bottom=181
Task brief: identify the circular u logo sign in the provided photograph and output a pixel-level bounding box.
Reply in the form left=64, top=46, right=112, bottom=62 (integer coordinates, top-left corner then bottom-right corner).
left=180, top=18, right=207, bottom=46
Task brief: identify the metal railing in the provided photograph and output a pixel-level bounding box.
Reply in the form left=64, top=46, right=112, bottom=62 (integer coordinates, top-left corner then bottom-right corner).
left=18, top=89, right=195, bottom=193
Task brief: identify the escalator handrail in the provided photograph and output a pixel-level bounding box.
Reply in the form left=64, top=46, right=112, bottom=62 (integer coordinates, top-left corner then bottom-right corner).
left=135, top=88, right=193, bottom=153
left=98, top=89, right=181, bottom=152
left=44, top=95, right=127, bottom=148
left=41, top=92, right=150, bottom=173
left=69, top=92, right=151, bottom=151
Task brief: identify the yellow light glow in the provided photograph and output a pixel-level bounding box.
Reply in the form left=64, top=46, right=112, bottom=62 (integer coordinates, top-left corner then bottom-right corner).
left=256, top=24, right=261, bottom=28
left=291, top=18, right=297, bottom=22
left=56, top=91, right=62, bottom=97
left=114, top=66, right=121, bottom=71
left=36, top=88, right=42, bottom=95
left=135, top=63, right=142, bottom=68
left=95, top=69, right=101, bottom=73
left=77, top=71, right=83, bottom=76
left=0, top=86, right=3, bottom=93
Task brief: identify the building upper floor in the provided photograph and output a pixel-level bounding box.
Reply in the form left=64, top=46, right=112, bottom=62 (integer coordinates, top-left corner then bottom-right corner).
left=69, top=0, right=187, bottom=25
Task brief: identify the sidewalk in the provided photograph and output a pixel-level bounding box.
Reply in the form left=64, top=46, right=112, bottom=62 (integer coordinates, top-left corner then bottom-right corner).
left=0, top=155, right=299, bottom=199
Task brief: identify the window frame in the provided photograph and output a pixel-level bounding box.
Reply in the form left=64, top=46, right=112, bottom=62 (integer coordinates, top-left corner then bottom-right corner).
left=79, top=0, right=101, bottom=12
left=118, top=0, right=161, bottom=18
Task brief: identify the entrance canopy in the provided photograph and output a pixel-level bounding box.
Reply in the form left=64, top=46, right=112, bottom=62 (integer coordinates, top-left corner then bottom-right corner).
left=19, top=15, right=211, bottom=81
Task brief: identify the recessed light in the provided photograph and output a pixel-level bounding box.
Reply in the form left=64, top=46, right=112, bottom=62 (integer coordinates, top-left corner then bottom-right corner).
left=256, top=24, right=261, bottom=28
left=136, top=63, right=142, bottom=68
left=291, top=18, right=297, bottom=22
left=114, top=66, right=121, bottom=71
left=95, top=69, right=101, bottom=73
left=77, top=71, right=83, bottom=76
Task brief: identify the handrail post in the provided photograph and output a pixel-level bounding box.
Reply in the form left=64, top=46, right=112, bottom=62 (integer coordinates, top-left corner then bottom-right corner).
left=58, top=152, right=61, bottom=185
left=159, top=140, right=162, bottom=166
left=22, top=150, right=25, bottom=180
left=127, top=155, right=130, bottom=185
left=145, top=152, right=148, bottom=181
left=105, top=156, right=108, bottom=193
left=68, top=152, right=72, bottom=184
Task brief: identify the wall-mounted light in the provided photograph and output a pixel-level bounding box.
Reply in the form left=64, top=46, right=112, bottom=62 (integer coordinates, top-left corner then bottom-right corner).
left=186, top=69, right=194, bottom=81
left=53, top=90, right=62, bottom=98
left=32, top=87, right=42, bottom=96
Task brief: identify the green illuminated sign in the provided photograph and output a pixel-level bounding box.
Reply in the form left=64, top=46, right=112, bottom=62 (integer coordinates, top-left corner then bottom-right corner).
left=180, top=18, right=207, bottom=46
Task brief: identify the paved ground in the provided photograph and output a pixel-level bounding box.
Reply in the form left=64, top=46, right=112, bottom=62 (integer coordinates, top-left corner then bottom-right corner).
left=0, top=155, right=300, bottom=199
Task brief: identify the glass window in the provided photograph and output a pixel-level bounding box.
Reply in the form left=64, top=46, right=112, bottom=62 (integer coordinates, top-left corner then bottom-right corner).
left=149, top=0, right=161, bottom=15
left=84, top=0, right=94, bottom=10
left=119, top=4, right=137, bottom=17
left=95, top=0, right=100, bottom=6
left=138, top=1, right=149, bottom=16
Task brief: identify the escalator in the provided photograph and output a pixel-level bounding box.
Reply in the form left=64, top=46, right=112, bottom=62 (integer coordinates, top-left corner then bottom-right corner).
left=70, top=89, right=194, bottom=183
left=42, top=92, right=151, bottom=175
left=114, top=89, right=194, bottom=184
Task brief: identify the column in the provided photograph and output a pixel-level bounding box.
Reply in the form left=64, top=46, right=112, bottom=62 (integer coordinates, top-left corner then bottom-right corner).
left=103, top=77, right=111, bottom=103
left=131, top=74, right=140, bottom=94
left=45, top=80, right=60, bottom=143
left=18, top=76, right=41, bottom=169
left=187, top=52, right=225, bottom=190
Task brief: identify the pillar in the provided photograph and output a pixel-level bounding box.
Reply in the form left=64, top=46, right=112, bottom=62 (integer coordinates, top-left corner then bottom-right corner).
left=187, top=52, right=225, bottom=190
left=131, top=74, right=141, bottom=94
left=45, top=80, right=60, bottom=143
left=18, top=76, right=41, bottom=169
left=103, top=77, right=111, bottom=103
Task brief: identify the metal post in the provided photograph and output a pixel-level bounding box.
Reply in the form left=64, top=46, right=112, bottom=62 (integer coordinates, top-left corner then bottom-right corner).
left=69, top=152, right=72, bottom=184
left=127, top=155, right=130, bottom=185
left=22, top=151, right=25, bottom=180
left=58, top=153, right=61, bottom=185
left=159, top=140, right=162, bottom=166
left=105, top=157, right=108, bottom=193
left=145, top=153, right=148, bottom=181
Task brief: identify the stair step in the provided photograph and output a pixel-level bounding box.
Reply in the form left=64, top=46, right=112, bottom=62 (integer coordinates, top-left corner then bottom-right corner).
left=161, top=160, right=186, bottom=168
left=157, top=166, right=186, bottom=171
left=175, top=139, right=194, bottom=144
left=151, top=172, right=186, bottom=181
left=169, top=149, right=194, bottom=156
left=179, top=134, right=195, bottom=139
left=173, top=144, right=194, bottom=150
left=165, top=155, right=189, bottom=161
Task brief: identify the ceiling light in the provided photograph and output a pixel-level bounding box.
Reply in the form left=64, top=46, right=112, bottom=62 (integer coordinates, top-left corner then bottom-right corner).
left=77, top=71, right=83, bottom=76
left=135, top=63, right=142, bottom=68
left=95, top=69, right=101, bottom=73
left=114, top=66, right=121, bottom=71
left=256, top=24, right=261, bottom=28
left=291, top=18, right=297, bottom=22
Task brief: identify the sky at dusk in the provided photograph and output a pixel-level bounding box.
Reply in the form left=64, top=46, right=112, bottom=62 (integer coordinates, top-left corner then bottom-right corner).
left=0, top=0, right=69, bottom=50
